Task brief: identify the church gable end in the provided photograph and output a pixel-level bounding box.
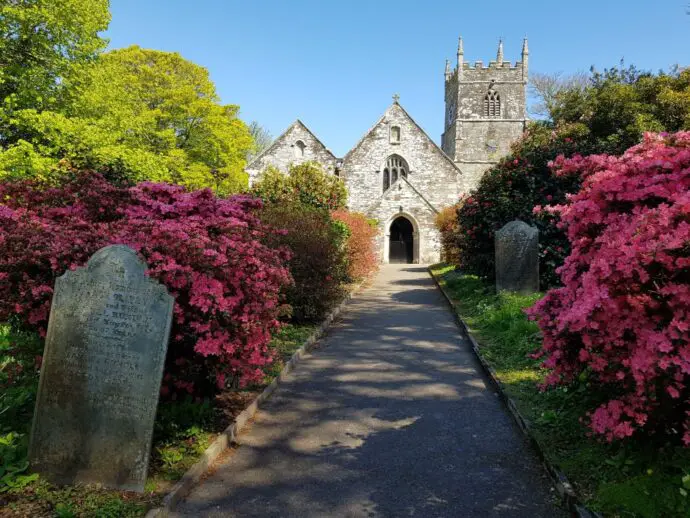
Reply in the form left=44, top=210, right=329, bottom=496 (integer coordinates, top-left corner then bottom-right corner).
left=341, top=101, right=462, bottom=216
left=245, top=120, right=337, bottom=185
left=341, top=100, right=463, bottom=264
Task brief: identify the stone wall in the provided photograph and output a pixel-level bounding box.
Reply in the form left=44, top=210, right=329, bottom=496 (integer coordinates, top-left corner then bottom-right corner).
left=341, top=103, right=463, bottom=264
left=245, top=120, right=337, bottom=185
left=374, top=179, right=441, bottom=264
left=441, top=39, right=528, bottom=194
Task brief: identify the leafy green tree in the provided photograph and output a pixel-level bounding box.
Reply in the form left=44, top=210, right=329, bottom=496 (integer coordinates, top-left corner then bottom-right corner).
left=252, top=162, right=347, bottom=210
left=71, top=46, right=254, bottom=192
left=553, top=65, right=690, bottom=154
left=0, top=0, right=110, bottom=119
left=0, top=46, right=255, bottom=193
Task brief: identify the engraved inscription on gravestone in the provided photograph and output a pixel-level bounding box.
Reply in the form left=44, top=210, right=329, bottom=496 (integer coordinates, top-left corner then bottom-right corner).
left=29, top=245, right=173, bottom=492
left=495, top=220, right=539, bottom=294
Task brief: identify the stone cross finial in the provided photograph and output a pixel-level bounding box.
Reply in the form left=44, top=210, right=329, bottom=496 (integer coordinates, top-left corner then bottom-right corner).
left=393, top=93, right=400, bottom=104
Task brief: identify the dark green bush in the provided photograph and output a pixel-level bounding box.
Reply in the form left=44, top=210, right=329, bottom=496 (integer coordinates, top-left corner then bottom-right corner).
left=260, top=202, right=348, bottom=323
left=456, top=122, right=586, bottom=289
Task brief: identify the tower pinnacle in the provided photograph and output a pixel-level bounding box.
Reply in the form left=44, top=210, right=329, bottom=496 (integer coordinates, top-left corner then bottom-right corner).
left=521, top=37, right=529, bottom=80
left=496, top=39, right=504, bottom=63
left=445, top=59, right=451, bottom=80
left=457, top=36, right=464, bottom=75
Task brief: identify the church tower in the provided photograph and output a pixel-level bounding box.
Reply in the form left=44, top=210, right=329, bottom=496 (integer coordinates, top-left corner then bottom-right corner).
left=441, top=37, right=528, bottom=191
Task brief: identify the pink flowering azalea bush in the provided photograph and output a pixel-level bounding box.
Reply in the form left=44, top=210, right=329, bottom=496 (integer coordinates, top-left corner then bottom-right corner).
left=528, top=132, right=690, bottom=444
left=0, top=173, right=292, bottom=397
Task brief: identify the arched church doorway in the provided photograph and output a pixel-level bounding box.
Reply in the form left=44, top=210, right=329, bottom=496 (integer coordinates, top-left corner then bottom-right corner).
left=389, top=216, right=414, bottom=264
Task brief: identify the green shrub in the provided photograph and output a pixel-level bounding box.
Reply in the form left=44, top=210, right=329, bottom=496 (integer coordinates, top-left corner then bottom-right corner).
left=434, top=203, right=463, bottom=266
left=0, top=324, right=42, bottom=493
left=260, top=202, right=348, bottom=323
left=251, top=162, right=347, bottom=211
left=331, top=210, right=378, bottom=282
left=456, top=122, right=586, bottom=288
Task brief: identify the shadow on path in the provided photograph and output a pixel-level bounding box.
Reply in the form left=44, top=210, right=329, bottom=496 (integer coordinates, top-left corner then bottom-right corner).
left=172, top=265, right=564, bottom=518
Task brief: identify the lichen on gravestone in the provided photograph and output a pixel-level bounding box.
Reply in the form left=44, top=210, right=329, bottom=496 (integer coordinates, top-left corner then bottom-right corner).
left=28, top=245, right=173, bottom=492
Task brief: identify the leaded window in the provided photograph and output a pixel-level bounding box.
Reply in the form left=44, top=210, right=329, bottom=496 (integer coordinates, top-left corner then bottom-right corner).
left=382, top=155, right=409, bottom=193
left=484, top=90, right=501, bottom=118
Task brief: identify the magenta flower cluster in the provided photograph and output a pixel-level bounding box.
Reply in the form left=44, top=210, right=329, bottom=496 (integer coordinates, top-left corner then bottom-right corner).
left=0, top=174, right=293, bottom=396
left=528, top=132, right=690, bottom=444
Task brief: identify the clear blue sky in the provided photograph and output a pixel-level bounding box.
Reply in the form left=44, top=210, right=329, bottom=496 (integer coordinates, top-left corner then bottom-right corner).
left=105, top=0, right=689, bottom=157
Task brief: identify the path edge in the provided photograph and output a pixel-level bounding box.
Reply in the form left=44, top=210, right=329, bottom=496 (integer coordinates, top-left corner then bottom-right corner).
left=145, top=282, right=364, bottom=518
left=428, top=267, right=603, bottom=518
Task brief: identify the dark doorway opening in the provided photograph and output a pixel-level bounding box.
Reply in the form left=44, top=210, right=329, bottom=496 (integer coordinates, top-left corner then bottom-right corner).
left=389, top=216, right=414, bottom=264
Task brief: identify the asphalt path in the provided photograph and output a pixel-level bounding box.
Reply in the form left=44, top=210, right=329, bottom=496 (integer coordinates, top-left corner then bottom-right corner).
left=172, top=265, right=565, bottom=518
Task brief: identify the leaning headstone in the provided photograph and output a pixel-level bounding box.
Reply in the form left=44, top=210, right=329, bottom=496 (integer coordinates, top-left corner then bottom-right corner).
left=29, top=245, right=173, bottom=492
left=495, top=220, right=539, bottom=294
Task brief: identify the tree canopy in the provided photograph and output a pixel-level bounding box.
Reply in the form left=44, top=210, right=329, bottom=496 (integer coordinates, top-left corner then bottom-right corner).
left=69, top=46, right=254, bottom=192
left=546, top=65, right=690, bottom=154
left=0, top=0, right=110, bottom=118
left=0, top=44, right=255, bottom=193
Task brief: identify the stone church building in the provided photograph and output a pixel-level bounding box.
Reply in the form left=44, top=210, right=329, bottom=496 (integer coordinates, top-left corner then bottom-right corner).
left=246, top=38, right=529, bottom=264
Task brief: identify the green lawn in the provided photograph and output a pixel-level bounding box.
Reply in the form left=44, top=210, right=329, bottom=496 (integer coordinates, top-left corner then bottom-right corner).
left=430, top=264, right=690, bottom=518
left=1, top=322, right=315, bottom=517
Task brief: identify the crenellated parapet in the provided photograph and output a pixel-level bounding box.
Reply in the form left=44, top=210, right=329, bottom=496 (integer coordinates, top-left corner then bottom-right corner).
left=445, top=37, right=529, bottom=82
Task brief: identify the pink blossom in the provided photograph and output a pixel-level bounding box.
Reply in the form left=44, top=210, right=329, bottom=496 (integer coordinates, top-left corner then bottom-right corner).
left=0, top=173, right=293, bottom=399
left=528, top=132, right=690, bottom=444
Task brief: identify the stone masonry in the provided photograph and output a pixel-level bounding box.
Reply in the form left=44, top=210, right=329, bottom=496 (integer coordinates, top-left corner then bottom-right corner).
left=245, top=38, right=528, bottom=264
left=245, top=120, right=338, bottom=183
left=341, top=102, right=462, bottom=264
left=442, top=38, right=529, bottom=192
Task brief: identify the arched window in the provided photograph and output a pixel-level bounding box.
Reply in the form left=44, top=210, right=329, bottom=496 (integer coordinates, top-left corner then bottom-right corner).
left=294, top=140, right=306, bottom=158
left=382, top=155, right=409, bottom=193
left=484, top=90, right=500, bottom=118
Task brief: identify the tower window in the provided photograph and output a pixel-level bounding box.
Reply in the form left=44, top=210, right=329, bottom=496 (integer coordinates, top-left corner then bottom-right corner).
left=484, top=90, right=501, bottom=118
left=294, top=140, right=306, bottom=158
left=390, top=125, right=401, bottom=143
left=382, top=154, right=409, bottom=193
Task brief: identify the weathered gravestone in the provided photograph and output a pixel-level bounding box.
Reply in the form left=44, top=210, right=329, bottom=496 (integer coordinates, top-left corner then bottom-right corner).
left=29, top=245, right=173, bottom=492
left=495, top=220, right=539, bottom=294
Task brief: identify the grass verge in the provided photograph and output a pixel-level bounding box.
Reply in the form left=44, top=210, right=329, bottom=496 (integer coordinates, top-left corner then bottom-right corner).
left=430, top=263, right=690, bottom=518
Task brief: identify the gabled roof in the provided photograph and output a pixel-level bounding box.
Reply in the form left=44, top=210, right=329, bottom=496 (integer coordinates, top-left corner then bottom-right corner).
left=367, top=175, right=440, bottom=215
left=246, top=119, right=336, bottom=170
left=342, top=102, right=462, bottom=174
